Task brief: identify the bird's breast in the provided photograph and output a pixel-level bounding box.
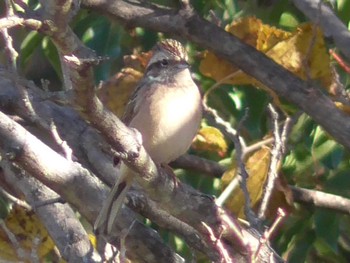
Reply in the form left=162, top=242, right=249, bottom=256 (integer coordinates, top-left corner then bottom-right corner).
left=129, top=80, right=202, bottom=164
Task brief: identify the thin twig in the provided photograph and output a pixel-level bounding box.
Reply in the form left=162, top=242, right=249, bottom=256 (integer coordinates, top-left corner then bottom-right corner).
left=5, top=0, right=14, bottom=19
left=280, top=116, right=293, bottom=155
left=236, top=110, right=260, bottom=226
left=243, top=137, right=274, bottom=158
left=1, top=0, right=18, bottom=71
left=0, top=16, right=42, bottom=30
left=203, top=105, right=237, bottom=141
left=258, top=104, right=282, bottom=220
left=216, top=176, right=239, bottom=206
left=203, top=71, right=241, bottom=105
left=33, top=196, right=65, bottom=208
left=50, top=120, right=73, bottom=161
left=217, top=137, right=274, bottom=206
left=59, top=52, right=73, bottom=90
left=30, top=236, right=41, bottom=263
left=253, top=208, right=286, bottom=261
left=204, top=104, right=258, bottom=224
left=202, top=222, right=233, bottom=263
left=330, top=49, right=350, bottom=74
left=0, top=187, right=32, bottom=210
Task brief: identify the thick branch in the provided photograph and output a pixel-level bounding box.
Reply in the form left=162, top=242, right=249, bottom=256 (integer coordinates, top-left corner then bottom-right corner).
left=0, top=71, right=254, bottom=261
left=36, top=2, right=249, bottom=256
left=1, top=161, right=96, bottom=262
left=0, top=106, right=182, bottom=262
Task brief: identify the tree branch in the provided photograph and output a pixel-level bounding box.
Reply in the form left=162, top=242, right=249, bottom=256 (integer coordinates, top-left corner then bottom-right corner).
left=0, top=103, right=181, bottom=262
left=1, top=160, right=96, bottom=262
left=291, top=186, right=350, bottom=214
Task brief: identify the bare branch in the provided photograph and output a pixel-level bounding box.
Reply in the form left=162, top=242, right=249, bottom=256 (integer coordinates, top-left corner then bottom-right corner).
left=1, top=160, right=97, bottom=262
left=0, top=0, right=18, bottom=71
left=0, top=186, right=32, bottom=210
left=171, top=154, right=225, bottom=178
left=49, top=120, right=73, bottom=161
left=204, top=104, right=259, bottom=227
left=253, top=208, right=286, bottom=261
left=202, top=222, right=233, bottom=263
left=216, top=176, right=239, bottom=207
left=291, top=186, right=350, bottom=215
left=128, top=190, right=221, bottom=261
left=258, top=105, right=283, bottom=220
left=0, top=104, right=181, bottom=262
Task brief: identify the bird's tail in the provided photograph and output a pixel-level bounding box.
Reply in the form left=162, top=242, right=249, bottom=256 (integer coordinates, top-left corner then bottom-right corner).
left=94, top=164, right=135, bottom=235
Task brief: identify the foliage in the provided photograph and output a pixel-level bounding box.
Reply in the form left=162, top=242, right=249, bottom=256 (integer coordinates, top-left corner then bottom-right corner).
left=1, top=0, right=350, bottom=262
left=0, top=206, right=54, bottom=261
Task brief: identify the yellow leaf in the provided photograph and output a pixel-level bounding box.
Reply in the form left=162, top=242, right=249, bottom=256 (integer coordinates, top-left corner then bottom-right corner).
left=222, top=147, right=294, bottom=219
left=98, top=67, right=143, bottom=118
left=0, top=206, right=55, bottom=261
left=226, top=17, right=291, bottom=53
left=222, top=147, right=271, bottom=218
left=266, top=24, right=333, bottom=89
left=200, top=17, right=333, bottom=91
left=97, top=50, right=152, bottom=118
left=335, top=101, right=350, bottom=114
left=123, top=51, right=153, bottom=71
left=192, top=126, right=228, bottom=158
left=89, top=233, right=97, bottom=249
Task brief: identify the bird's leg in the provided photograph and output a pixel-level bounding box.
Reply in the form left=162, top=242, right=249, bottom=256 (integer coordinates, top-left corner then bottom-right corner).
left=160, top=163, right=179, bottom=188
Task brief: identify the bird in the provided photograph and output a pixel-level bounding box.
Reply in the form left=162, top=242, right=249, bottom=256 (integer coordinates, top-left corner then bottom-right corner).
left=94, top=39, right=203, bottom=235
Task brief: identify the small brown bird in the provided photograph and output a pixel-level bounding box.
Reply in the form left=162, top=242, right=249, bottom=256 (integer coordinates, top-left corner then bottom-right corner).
left=94, top=39, right=203, bottom=234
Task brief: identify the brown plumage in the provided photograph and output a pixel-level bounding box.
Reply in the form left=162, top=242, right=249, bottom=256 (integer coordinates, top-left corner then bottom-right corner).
left=94, top=39, right=202, bottom=234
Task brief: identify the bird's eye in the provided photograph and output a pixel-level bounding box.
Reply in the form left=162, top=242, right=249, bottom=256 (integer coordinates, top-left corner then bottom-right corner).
left=160, top=59, right=168, bottom=66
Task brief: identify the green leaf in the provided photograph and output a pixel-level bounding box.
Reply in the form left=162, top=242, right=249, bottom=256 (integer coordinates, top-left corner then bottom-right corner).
left=287, top=230, right=315, bottom=263
left=20, top=31, right=43, bottom=68
left=337, top=0, right=350, bottom=26
left=279, top=12, right=300, bottom=28
left=313, top=238, right=346, bottom=263
left=314, top=209, right=339, bottom=253
left=0, top=197, right=10, bottom=219
left=41, top=37, right=61, bottom=81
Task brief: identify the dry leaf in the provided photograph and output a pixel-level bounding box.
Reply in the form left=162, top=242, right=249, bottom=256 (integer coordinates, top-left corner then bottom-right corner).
left=222, top=147, right=271, bottom=218
left=265, top=176, right=294, bottom=219
left=98, top=67, right=143, bottom=117
left=200, top=17, right=333, bottom=91
left=222, top=147, right=293, bottom=219
left=334, top=101, right=350, bottom=114
left=192, top=126, right=228, bottom=158
left=97, top=50, right=152, bottom=117
left=0, top=205, right=55, bottom=261
left=123, top=51, right=152, bottom=71
left=266, top=23, right=333, bottom=89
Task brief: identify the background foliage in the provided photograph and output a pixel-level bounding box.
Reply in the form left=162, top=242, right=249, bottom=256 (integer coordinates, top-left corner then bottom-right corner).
left=1, top=0, right=350, bottom=262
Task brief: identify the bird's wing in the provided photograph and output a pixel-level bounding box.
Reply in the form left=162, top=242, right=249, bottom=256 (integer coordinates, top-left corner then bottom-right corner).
left=122, top=78, right=148, bottom=125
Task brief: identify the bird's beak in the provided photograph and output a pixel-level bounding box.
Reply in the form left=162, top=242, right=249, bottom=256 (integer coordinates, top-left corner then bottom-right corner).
left=176, top=61, right=190, bottom=69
